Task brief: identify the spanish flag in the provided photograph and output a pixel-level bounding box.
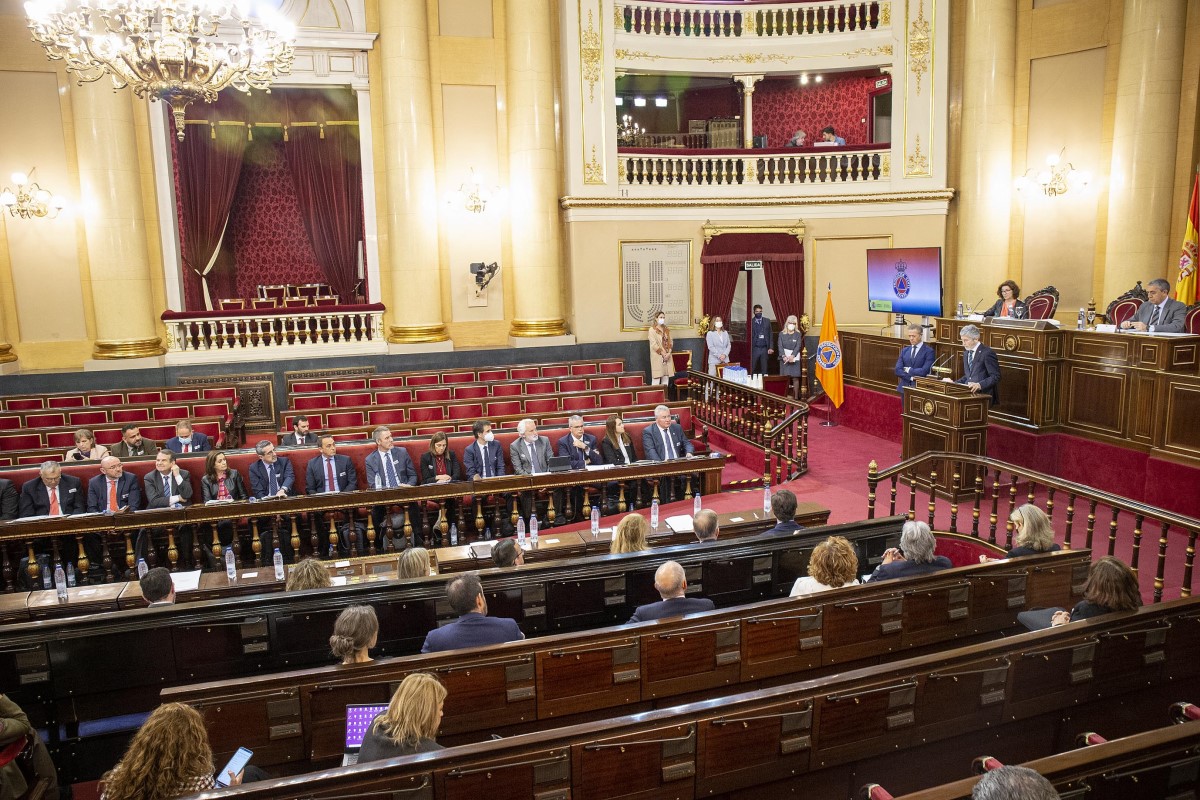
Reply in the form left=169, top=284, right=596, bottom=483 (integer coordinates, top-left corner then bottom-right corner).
left=1176, top=171, right=1199, bottom=305
left=816, top=285, right=844, bottom=408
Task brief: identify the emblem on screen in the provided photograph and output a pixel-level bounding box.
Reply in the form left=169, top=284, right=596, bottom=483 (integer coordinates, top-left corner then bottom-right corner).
left=893, top=260, right=911, bottom=299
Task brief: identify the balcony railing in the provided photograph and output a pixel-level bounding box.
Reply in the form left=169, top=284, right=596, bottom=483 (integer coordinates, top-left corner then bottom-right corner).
left=616, top=0, right=887, bottom=38
left=160, top=304, right=387, bottom=363
left=618, top=146, right=888, bottom=188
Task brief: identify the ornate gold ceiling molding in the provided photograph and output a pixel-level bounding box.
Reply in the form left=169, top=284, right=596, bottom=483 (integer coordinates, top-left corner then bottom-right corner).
left=701, top=221, right=806, bottom=245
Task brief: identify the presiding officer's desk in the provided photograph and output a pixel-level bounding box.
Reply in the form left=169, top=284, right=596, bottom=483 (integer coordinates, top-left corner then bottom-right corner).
left=839, top=319, right=1200, bottom=462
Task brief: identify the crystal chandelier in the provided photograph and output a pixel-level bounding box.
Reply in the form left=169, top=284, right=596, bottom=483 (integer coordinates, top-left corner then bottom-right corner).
left=0, top=170, right=66, bottom=219
left=617, top=113, right=644, bottom=147
left=24, top=0, right=297, bottom=141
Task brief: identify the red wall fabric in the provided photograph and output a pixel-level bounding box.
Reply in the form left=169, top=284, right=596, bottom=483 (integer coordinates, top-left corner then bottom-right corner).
left=678, top=85, right=739, bottom=127
left=753, top=73, right=880, bottom=148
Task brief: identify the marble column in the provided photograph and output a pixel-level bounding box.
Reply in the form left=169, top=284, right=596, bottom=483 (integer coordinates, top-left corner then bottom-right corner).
left=71, top=81, right=165, bottom=361
left=379, top=0, right=449, bottom=346
left=1102, top=0, right=1186, bottom=302
left=506, top=0, right=570, bottom=340
left=954, top=0, right=1016, bottom=307
left=734, top=75, right=763, bottom=148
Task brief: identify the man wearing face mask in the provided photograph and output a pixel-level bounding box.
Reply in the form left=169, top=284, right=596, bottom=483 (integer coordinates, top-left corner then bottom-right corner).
left=463, top=420, right=505, bottom=480
left=750, top=304, right=774, bottom=374
left=648, top=311, right=673, bottom=386
left=705, top=316, right=731, bottom=375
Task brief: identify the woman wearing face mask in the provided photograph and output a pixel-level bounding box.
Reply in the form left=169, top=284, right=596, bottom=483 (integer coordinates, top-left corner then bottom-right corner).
left=705, top=316, right=731, bottom=376
left=778, top=314, right=803, bottom=398
left=648, top=311, right=673, bottom=386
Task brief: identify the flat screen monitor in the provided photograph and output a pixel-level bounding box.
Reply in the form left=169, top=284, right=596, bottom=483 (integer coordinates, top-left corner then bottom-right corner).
left=865, top=247, right=943, bottom=316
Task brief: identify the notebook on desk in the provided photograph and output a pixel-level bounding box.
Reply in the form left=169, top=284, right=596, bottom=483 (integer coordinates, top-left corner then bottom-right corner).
left=342, top=703, right=389, bottom=766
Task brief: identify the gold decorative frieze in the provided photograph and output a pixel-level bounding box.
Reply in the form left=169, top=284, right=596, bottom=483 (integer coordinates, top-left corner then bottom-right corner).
left=881, top=1, right=892, bottom=26
left=905, top=134, right=930, bottom=177
left=580, top=3, right=602, bottom=102
left=848, top=46, right=894, bottom=59
left=702, top=221, right=805, bottom=245
left=614, top=48, right=660, bottom=60
left=584, top=145, right=605, bottom=185
left=907, top=0, right=931, bottom=95
left=881, top=153, right=891, bottom=178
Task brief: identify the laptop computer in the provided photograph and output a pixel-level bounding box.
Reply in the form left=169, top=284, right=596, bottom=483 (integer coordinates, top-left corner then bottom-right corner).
left=548, top=455, right=572, bottom=473
left=342, top=703, right=389, bottom=766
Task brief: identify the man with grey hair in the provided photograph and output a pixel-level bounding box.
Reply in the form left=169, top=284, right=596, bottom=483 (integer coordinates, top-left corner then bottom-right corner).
left=693, top=509, right=719, bottom=542
left=642, top=404, right=695, bottom=502
left=867, top=520, right=952, bottom=582
left=894, top=322, right=935, bottom=394
left=1121, top=277, right=1187, bottom=332
left=944, top=323, right=1000, bottom=403
left=556, top=415, right=601, bottom=470
left=510, top=419, right=553, bottom=475
left=628, top=560, right=716, bottom=622
left=972, top=766, right=1059, bottom=800
left=19, top=461, right=83, bottom=518
left=247, top=439, right=297, bottom=561
left=365, top=426, right=417, bottom=545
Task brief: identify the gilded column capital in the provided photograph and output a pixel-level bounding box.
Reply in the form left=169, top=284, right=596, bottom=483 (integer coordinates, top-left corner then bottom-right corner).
left=93, top=337, right=167, bottom=359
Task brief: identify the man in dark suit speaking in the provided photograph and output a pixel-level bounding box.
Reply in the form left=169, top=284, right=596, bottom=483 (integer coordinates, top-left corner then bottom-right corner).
left=945, top=323, right=1000, bottom=404
left=421, top=572, right=524, bottom=653
left=628, top=561, right=715, bottom=623
left=894, top=324, right=935, bottom=394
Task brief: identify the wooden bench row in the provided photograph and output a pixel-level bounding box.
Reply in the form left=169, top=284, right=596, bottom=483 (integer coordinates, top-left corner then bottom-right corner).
left=285, top=359, right=627, bottom=396
left=0, top=383, right=240, bottom=413
left=0, top=516, right=900, bottom=760
left=165, top=548, right=1088, bottom=772
left=189, top=593, right=1200, bottom=800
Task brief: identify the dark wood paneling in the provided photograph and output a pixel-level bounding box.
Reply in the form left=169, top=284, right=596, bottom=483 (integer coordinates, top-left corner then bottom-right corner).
left=1065, top=367, right=1126, bottom=434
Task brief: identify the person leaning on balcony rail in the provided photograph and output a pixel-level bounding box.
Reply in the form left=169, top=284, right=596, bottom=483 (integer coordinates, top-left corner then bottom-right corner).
left=820, top=126, right=846, bottom=146
left=648, top=311, right=673, bottom=386
left=785, top=129, right=807, bottom=147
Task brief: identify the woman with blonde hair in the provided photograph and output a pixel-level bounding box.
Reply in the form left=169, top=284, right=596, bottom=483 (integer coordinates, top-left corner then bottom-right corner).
left=286, top=557, right=332, bottom=592
left=65, top=428, right=109, bottom=462
left=791, top=536, right=859, bottom=596
left=1007, top=504, right=1060, bottom=557
left=359, top=673, right=447, bottom=762
left=330, top=605, right=378, bottom=665
left=398, top=547, right=433, bottom=579
left=777, top=314, right=803, bottom=398
left=648, top=310, right=673, bottom=386
left=100, top=703, right=244, bottom=799
left=610, top=513, right=651, bottom=554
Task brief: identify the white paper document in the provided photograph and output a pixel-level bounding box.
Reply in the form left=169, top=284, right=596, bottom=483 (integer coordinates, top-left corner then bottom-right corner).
left=170, top=570, right=202, bottom=592
left=665, top=515, right=694, bottom=533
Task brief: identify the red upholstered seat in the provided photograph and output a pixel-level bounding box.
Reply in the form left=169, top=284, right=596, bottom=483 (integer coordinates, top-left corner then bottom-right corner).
left=410, top=407, right=445, bottom=423
left=193, top=402, right=232, bottom=422
left=89, top=394, right=124, bottom=406
left=525, top=381, right=555, bottom=395
left=562, top=395, right=593, bottom=411
left=290, top=381, right=329, bottom=394
left=582, top=412, right=608, bottom=422
left=617, top=375, right=644, bottom=388
left=449, top=403, right=484, bottom=420
left=70, top=410, right=108, bottom=425
left=331, top=432, right=360, bottom=442
left=369, top=376, right=406, bottom=388
left=541, top=416, right=568, bottom=426
left=599, top=361, right=624, bottom=373
left=570, top=363, right=598, bottom=375
left=127, top=391, right=164, bottom=403
left=454, top=385, right=488, bottom=399
left=327, top=411, right=366, bottom=428
left=252, top=298, right=278, bottom=310
left=368, top=409, right=406, bottom=425
left=415, top=387, right=453, bottom=402
left=600, top=392, right=634, bottom=408
left=558, top=378, right=587, bottom=392
left=934, top=536, right=998, bottom=567
left=141, top=423, right=179, bottom=441
left=335, top=392, right=372, bottom=408
left=283, top=297, right=309, bottom=309
left=477, top=369, right=508, bottom=382
left=541, top=366, right=569, bottom=377
left=165, top=389, right=202, bottom=401
left=111, top=409, right=150, bottom=423
left=1078, top=732, right=1107, bottom=746
left=589, top=376, right=616, bottom=390
left=47, top=396, right=86, bottom=408
left=972, top=756, right=1004, bottom=774
left=442, top=372, right=474, bottom=384
left=218, top=298, right=245, bottom=310
left=330, top=378, right=368, bottom=391
left=26, top=412, right=66, bottom=428
left=0, top=417, right=19, bottom=430
left=414, top=424, right=453, bottom=435
left=314, top=296, right=338, bottom=307
left=1024, top=286, right=1059, bottom=319
left=151, top=405, right=189, bottom=421
left=487, top=400, right=521, bottom=416
left=635, top=388, right=667, bottom=404
left=0, top=433, right=44, bottom=451
left=293, top=395, right=333, bottom=410
left=6, top=399, right=44, bottom=411
left=509, top=367, right=539, bottom=379
left=1185, top=304, right=1200, bottom=335
left=491, top=383, right=523, bottom=397
left=406, top=374, right=440, bottom=386
left=526, top=398, right=558, bottom=413
left=375, top=390, right=412, bottom=405
left=1108, top=298, right=1141, bottom=325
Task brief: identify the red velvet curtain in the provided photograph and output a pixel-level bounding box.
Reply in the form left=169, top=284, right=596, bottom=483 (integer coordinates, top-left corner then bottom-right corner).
left=701, top=262, right=740, bottom=324
left=284, top=125, right=364, bottom=300
left=176, top=122, right=247, bottom=310
left=701, top=232, right=805, bottom=320
left=763, top=257, right=804, bottom=321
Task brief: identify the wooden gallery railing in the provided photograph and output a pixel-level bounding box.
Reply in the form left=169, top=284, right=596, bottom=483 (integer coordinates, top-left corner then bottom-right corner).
left=867, top=451, right=1199, bottom=602
left=0, top=457, right=726, bottom=590
left=687, top=371, right=808, bottom=484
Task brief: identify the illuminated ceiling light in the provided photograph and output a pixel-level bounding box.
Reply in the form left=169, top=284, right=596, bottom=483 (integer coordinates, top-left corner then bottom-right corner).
left=633, top=96, right=646, bottom=107
left=654, top=96, right=667, bottom=107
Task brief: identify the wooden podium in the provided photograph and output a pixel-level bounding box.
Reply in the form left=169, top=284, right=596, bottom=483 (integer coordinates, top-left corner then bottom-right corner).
left=902, top=377, right=990, bottom=500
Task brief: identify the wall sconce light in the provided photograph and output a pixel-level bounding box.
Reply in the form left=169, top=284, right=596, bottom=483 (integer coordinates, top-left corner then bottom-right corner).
left=1014, top=148, right=1090, bottom=197
left=1, top=169, right=66, bottom=219
left=449, top=169, right=496, bottom=214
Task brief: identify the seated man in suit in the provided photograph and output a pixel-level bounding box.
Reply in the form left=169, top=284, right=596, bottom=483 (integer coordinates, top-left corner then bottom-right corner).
left=248, top=440, right=297, bottom=561
left=365, top=426, right=419, bottom=547
left=642, top=404, right=696, bottom=502
left=1120, top=278, right=1188, bottom=333
left=463, top=420, right=505, bottom=479
left=693, top=509, right=720, bottom=542
left=511, top=418, right=556, bottom=527
left=19, top=461, right=84, bottom=518
left=164, top=419, right=211, bottom=454
left=284, top=415, right=319, bottom=448
left=492, top=537, right=524, bottom=568
left=140, top=566, right=176, bottom=606
left=867, top=520, right=952, bottom=582
left=894, top=324, right=935, bottom=394
left=0, top=477, right=15, bottom=521
left=421, top=572, right=524, bottom=653
left=143, top=448, right=195, bottom=565
left=108, top=424, right=157, bottom=459
left=945, top=324, right=1000, bottom=404
left=767, top=489, right=804, bottom=535
left=557, top=414, right=602, bottom=517
left=305, top=434, right=360, bottom=556
left=628, top=561, right=715, bottom=623
left=86, top=456, right=142, bottom=571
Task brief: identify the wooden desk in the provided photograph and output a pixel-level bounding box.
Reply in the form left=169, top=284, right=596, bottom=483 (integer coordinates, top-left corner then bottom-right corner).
left=27, top=582, right=125, bottom=620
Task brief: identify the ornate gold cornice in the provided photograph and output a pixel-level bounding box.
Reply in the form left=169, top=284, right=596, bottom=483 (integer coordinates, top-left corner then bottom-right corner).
left=510, top=318, right=570, bottom=337
left=561, top=189, right=955, bottom=209
left=388, top=324, right=450, bottom=344
left=92, top=337, right=166, bottom=360
left=702, top=221, right=805, bottom=245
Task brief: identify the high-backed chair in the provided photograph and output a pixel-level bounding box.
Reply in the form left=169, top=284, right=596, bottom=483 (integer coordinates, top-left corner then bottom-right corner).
left=218, top=298, right=245, bottom=311
left=251, top=298, right=278, bottom=310
left=1105, top=281, right=1148, bottom=326
left=1185, top=303, right=1200, bottom=335
left=1023, top=285, right=1059, bottom=319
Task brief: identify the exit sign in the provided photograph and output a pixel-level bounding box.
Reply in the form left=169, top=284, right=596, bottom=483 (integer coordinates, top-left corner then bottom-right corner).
left=744, top=260, right=763, bottom=270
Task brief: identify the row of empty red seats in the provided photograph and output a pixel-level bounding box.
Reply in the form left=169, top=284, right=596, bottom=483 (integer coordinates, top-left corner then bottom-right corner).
left=285, top=358, right=625, bottom=396
left=0, top=398, right=235, bottom=432
left=0, top=417, right=226, bottom=454
left=289, top=373, right=646, bottom=411
left=0, top=384, right=239, bottom=413
left=279, top=386, right=668, bottom=430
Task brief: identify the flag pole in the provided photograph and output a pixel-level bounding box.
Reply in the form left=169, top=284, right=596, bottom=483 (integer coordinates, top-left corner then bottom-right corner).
left=819, top=281, right=840, bottom=428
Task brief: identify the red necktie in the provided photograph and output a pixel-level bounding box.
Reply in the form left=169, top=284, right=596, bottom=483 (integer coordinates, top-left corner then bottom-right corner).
left=49, top=489, right=60, bottom=516
left=326, top=458, right=337, bottom=492
left=108, top=480, right=117, bottom=510
left=183, top=442, right=190, bottom=453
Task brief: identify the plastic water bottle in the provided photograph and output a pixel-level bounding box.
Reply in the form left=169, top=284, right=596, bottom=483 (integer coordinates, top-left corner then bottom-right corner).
left=66, top=562, right=76, bottom=587
left=54, top=565, right=67, bottom=602
left=41, top=568, right=51, bottom=590
left=591, top=506, right=600, bottom=537
left=650, top=499, right=660, bottom=532
left=449, top=523, right=459, bottom=546
left=693, top=491, right=702, bottom=517
left=1076, top=308, right=1085, bottom=329
left=374, top=475, right=382, bottom=490
left=517, top=517, right=526, bottom=548
left=484, top=526, right=492, bottom=541
left=137, top=558, right=148, bottom=579
left=763, top=480, right=772, bottom=515
left=225, top=547, right=237, bottom=581
left=273, top=548, right=285, bottom=581
left=956, top=301, right=964, bottom=319
left=529, top=516, right=539, bottom=548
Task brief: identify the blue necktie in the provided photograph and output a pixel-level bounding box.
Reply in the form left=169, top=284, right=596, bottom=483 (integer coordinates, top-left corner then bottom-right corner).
left=384, top=454, right=398, bottom=487
left=268, top=466, right=278, bottom=496
left=967, top=350, right=974, bottom=373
